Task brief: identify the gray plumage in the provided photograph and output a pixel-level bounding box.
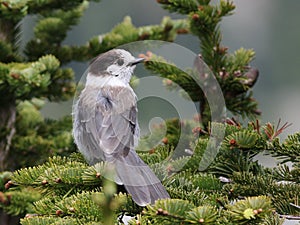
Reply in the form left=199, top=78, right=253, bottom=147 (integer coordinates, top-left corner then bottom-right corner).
left=73, top=49, right=170, bottom=206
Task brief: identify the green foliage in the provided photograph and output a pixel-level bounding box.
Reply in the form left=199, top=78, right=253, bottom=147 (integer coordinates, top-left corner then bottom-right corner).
left=158, top=0, right=198, bottom=14
left=21, top=217, right=102, bottom=225
left=138, top=196, right=278, bottom=225
left=12, top=102, right=75, bottom=168
left=226, top=196, right=273, bottom=224
left=20, top=190, right=127, bottom=225
left=4, top=131, right=299, bottom=223
left=224, top=130, right=260, bottom=150
left=226, top=48, right=256, bottom=73
left=165, top=171, right=222, bottom=206
left=143, top=54, right=204, bottom=103
left=0, top=172, right=12, bottom=191
left=0, top=188, right=41, bottom=216
left=272, top=163, right=300, bottom=184
left=137, top=118, right=199, bottom=163
left=34, top=192, right=106, bottom=221
left=259, top=214, right=285, bottom=225
left=222, top=171, right=300, bottom=216
left=6, top=155, right=131, bottom=224
left=269, top=132, right=300, bottom=163
left=0, top=54, right=75, bottom=102
left=146, top=199, right=194, bottom=224
left=1, top=0, right=300, bottom=224
left=154, top=0, right=260, bottom=123
left=138, top=118, right=300, bottom=218
left=186, top=205, right=218, bottom=224
left=208, top=121, right=296, bottom=178
left=209, top=150, right=263, bottom=178
left=28, top=14, right=188, bottom=63
left=142, top=198, right=220, bottom=224
left=138, top=145, right=172, bottom=166
left=183, top=138, right=208, bottom=171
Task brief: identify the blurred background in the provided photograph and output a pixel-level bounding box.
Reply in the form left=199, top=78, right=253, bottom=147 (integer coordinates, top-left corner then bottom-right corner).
left=21, top=0, right=300, bottom=139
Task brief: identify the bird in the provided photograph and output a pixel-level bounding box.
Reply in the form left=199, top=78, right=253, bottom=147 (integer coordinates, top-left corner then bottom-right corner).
left=72, top=49, right=170, bottom=206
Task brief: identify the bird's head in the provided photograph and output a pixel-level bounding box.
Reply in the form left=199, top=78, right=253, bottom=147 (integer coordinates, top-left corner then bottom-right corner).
left=88, top=49, right=144, bottom=86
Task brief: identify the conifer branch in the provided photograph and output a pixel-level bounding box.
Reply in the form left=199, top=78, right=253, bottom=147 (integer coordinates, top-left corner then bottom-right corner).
left=0, top=1, right=299, bottom=224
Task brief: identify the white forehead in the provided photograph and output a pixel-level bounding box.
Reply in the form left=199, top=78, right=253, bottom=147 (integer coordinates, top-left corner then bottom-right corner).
left=115, top=49, right=135, bottom=61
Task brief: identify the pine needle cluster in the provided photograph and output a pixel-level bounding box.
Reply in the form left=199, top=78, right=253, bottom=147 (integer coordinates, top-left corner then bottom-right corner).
left=0, top=0, right=299, bottom=224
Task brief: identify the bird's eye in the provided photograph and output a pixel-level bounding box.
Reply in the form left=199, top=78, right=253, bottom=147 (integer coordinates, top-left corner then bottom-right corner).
left=117, top=58, right=124, bottom=66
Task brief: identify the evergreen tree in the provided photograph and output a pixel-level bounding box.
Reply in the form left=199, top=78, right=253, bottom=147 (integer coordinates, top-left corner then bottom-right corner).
left=0, top=0, right=299, bottom=225
left=0, top=0, right=186, bottom=224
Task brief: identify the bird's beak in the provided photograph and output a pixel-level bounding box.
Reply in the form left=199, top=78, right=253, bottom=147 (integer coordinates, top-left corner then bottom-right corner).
left=129, top=58, right=144, bottom=66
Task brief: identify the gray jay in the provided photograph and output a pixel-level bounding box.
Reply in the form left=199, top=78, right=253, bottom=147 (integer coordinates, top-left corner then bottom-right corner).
left=73, top=49, right=170, bottom=206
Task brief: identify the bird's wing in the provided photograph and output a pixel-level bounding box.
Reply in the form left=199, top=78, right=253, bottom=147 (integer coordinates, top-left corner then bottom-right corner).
left=73, top=87, right=106, bottom=164
left=73, top=85, right=138, bottom=164
left=95, top=86, right=139, bottom=158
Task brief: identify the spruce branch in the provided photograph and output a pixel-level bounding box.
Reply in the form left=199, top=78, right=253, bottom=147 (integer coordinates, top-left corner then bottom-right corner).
left=157, top=0, right=199, bottom=14
left=26, top=16, right=189, bottom=63
left=223, top=172, right=300, bottom=216
left=155, top=0, right=260, bottom=122
left=226, top=196, right=273, bottom=224
left=0, top=55, right=75, bottom=102
left=0, top=188, right=41, bottom=216
left=0, top=0, right=299, bottom=224
left=268, top=132, right=300, bottom=163
left=8, top=156, right=140, bottom=224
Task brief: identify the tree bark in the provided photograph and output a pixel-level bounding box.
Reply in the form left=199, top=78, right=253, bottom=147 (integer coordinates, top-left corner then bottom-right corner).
left=0, top=102, right=18, bottom=225
left=0, top=102, right=16, bottom=171
left=0, top=211, right=20, bottom=225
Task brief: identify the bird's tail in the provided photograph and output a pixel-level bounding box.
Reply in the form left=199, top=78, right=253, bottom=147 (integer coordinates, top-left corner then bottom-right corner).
left=113, top=150, right=170, bottom=206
